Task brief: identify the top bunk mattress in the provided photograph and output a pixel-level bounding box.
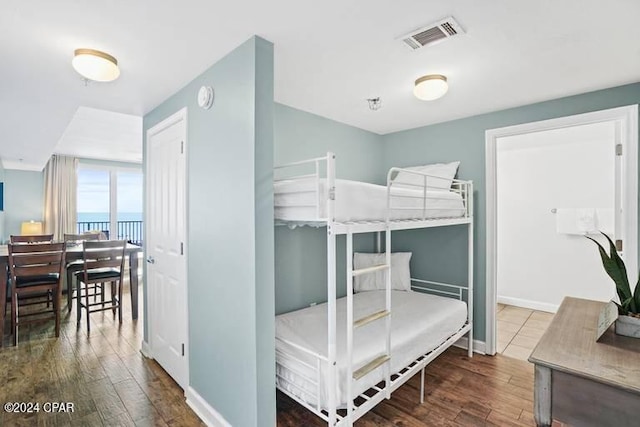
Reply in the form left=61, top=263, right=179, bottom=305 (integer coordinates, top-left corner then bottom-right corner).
left=274, top=178, right=465, bottom=223
left=275, top=290, right=468, bottom=409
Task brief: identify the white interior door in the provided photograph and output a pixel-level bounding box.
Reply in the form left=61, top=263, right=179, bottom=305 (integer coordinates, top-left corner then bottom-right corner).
left=496, top=122, right=617, bottom=311
left=146, top=108, right=188, bottom=389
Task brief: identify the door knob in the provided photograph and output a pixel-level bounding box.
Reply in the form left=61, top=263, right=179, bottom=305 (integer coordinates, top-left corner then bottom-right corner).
left=146, top=256, right=155, bottom=264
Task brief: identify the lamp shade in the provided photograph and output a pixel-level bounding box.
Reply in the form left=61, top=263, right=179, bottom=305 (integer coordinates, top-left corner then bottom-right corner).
left=21, top=221, right=43, bottom=236
left=72, top=49, right=120, bottom=82
left=413, top=74, right=448, bottom=101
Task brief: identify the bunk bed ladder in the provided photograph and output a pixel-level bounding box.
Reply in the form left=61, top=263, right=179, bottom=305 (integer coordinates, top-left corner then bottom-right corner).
left=345, top=228, right=392, bottom=425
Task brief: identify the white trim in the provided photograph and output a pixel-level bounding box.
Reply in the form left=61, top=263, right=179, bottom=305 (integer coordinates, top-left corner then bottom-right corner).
left=454, top=337, right=486, bottom=355
left=140, top=340, right=153, bottom=359
left=185, top=387, right=232, bottom=427
left=145, top=107, right=190, bottom=390
left=497, top=296, right=558, bottom=314
left=77, top=161, right=142, bottom=172
left=485, top=104, right=639, bottom=356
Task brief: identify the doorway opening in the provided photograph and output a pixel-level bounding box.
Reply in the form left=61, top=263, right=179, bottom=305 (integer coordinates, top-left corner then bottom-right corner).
left=485, top=105, right=638, bottom=356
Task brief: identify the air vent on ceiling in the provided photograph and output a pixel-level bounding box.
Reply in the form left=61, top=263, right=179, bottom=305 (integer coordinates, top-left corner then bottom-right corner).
left=399, top=16, right=464, bottom=50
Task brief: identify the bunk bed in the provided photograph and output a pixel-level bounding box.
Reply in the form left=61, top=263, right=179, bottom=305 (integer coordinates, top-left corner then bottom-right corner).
left=274, top=152, right=474, bottom=426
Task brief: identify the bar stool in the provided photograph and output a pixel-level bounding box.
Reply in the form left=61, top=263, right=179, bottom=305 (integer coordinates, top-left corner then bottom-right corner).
left=63, top=232, right=103, bottom=312
left=8, top=242, right=65, bottom=345
left=76, top=240, right=126, bottom=332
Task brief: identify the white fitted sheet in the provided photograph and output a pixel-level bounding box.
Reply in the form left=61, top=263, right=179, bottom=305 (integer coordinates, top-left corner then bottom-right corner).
left=274, top=178, right=465, bottom=223
left=275, top=290, right=467, bottom=409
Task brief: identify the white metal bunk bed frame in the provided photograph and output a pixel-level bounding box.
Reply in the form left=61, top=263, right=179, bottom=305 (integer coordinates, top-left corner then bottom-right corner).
left=275, top=152, right=474, bottom=426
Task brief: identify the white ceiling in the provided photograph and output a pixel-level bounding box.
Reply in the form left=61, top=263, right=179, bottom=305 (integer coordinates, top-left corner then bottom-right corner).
left=54, top=107, right=142, bottom=164
left=1, top=0, right=639, bottom=170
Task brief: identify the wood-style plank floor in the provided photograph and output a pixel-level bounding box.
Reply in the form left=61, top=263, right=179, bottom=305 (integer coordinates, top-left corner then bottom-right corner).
left=277, top=346, right=544, bottom=427
left=3, top=285, right=551, bottom=427
left=0, top=283, right=205, bottom=427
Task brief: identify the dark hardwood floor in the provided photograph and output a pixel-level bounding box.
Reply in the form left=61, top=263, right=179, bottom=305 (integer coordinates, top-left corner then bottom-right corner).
left=0, top=281, right=205, bottom=427
left=3, top=282, right=548, bottom=427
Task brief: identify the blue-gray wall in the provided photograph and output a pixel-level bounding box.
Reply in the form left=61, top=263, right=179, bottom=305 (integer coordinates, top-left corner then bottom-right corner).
left=0, top=163, right=5, bottom=240
left=143, top=36, right=274, bottom=427
left=381, top=82, right=640, bottom=342
left=275, top=104, right=384, bottom=183
left=3, top=169, right=44, bottom=241
left=273, top=104, right=382, bottom=314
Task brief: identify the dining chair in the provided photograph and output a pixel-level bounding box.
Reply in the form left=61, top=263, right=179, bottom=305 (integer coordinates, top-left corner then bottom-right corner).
left=8, top=242, right=65, bottom=346
left=8, top=234, right=55, bottom=309
left=63, top=232, right=103, bottom=312
left=76, top=240, right=126, bottom=332
left=10, top=234, right=54, bottom=244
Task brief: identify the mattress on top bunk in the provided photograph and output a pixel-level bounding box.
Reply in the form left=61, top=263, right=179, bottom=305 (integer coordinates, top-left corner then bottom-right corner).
left=275, top=290, right=467, bottom=409
left=274, top=178, right=465, bottom=223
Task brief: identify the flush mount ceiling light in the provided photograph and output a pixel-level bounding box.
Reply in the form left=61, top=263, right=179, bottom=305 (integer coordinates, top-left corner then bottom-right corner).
left=72, top=49, right=120, bottom=82
left=413, top=74, right=448, bottom=101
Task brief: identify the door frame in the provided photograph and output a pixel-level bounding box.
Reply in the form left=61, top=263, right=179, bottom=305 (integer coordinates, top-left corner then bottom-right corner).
left=485, top=105, right=638, bottom=355
left=144, top=107, right=190, bottom=388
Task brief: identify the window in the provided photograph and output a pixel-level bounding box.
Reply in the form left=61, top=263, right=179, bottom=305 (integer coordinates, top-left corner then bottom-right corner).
left=77, top=164, right=143, bottom=244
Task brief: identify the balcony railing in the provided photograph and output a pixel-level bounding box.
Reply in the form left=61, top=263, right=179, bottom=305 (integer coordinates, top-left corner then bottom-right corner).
left=76, top=220, right=144, bottom=246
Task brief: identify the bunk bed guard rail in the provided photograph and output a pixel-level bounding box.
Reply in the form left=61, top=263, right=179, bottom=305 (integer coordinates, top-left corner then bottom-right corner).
left=386, top=167, right=473, bottom=221
left=274, top=152, right=335, bottom=222
left=274, top=152, right=473, bottom=225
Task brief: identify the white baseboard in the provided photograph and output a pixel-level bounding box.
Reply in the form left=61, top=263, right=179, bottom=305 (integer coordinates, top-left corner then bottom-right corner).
left=140, top=340, right=153, bottom=359
left=186, top=387, right=231, bottom=427
left=454, top=337, right=486, bottom=355
left=498, top=296, right=558, bottom=313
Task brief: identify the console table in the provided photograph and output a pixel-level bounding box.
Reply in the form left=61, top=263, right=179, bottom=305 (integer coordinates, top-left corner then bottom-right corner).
left=529, top=297, right=640, bottom=426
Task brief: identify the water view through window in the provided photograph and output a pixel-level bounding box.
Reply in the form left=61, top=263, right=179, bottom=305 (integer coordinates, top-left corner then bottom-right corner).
left=77, top=166, right=143, bottom=244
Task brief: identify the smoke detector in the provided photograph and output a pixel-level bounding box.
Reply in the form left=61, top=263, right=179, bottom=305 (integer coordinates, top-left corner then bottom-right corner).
left=399, top=16, right=465, bottom=50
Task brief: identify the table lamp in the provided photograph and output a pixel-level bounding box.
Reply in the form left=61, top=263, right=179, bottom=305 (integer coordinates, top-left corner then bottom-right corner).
left=20, top=220, right=43, bottom=235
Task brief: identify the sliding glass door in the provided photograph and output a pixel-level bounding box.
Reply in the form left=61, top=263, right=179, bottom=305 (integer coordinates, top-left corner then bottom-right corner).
left=77, top=164, right=143, bottom=244
left=116, top=170, right=143, bottom=244
left=77, top=168, right=111, bottom=234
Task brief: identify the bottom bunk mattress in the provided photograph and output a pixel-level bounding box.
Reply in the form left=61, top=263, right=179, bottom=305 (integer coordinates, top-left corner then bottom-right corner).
left=275, top=290, right=467, bottom=409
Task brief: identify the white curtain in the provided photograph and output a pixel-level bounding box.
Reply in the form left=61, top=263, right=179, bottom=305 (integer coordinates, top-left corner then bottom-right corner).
left=43, top=155, right=78, bottom=240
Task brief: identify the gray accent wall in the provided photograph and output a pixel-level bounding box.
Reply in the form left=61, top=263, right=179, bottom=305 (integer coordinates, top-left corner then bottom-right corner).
left=143, top=36, right=275, bottom=426
left=381, top=82, right=640, bottom=342
left=3, top=169, right=44, bottom=241
left=0, top=163, right=5, bottom=240
left=275, top=104, right=385, bottom=183
left=273, top=104, right=383, bottom=314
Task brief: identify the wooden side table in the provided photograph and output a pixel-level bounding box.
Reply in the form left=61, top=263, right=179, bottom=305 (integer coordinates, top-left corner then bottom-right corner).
left=529, top=297, right=640, bottom=426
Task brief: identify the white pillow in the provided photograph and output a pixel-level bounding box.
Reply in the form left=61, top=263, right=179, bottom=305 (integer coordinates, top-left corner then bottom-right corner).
left=394, top=161, right=460, bottom=191
left=353, top=252, right=412, bottom=292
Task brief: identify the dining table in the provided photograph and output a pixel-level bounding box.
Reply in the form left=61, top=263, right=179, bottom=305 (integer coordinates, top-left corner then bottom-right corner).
left=0, top=242, right=143, bottom=347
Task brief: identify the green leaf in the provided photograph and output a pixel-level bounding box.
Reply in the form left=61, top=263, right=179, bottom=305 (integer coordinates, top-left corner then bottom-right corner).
left=600, top=233, right=630, bottom=291
left=586, top=235, right=633, bottom=306
left=621, top=297, right=635, bottom=315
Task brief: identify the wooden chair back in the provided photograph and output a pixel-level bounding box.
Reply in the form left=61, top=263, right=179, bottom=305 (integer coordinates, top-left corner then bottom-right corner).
left=81, top=240, right=127, bottom=284
left=10, top=234, right=54, bottom=244
left=64, top=232, right=102, bottom=249
left=8, top=242, right=66, bottom=284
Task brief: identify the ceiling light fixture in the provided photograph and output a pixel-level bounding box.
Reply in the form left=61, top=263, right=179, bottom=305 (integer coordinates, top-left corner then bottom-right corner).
left=72, top=49, right=120, bottom=82
left=413, top=74, right=448, bottom=101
